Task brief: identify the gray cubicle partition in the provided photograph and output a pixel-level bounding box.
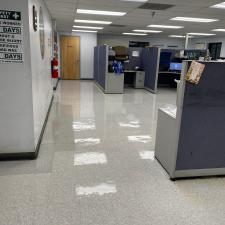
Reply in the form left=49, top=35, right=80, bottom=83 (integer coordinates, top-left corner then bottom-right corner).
left=98, top=45, right=107, bottom=89
left=94, top=46, right=99, bottom=81
left=143, top=47, right=160, bottom=93
left=161, top=49, right=180, bottom=60
left=155, top=61, right=225, bottom=179
left=126, top=47, right=143, bottom=70
left=94, top=45, right=124, bottom=94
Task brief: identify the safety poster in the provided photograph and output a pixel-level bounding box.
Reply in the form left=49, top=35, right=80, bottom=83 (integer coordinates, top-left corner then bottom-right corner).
left=0, top=10, right=23, bottom=64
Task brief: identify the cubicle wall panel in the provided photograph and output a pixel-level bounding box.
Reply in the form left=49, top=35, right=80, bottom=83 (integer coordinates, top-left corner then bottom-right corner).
left=94, top=47, right=99, bottom=82
left=98, top=45, right=107, bottom=89
left=176, top=62, right=225, bottom=170
left=143, top=47, right=160, bottom=93
left=125, top=47, right=143, bottom=70
left=161, top=49, right=180, bottom=61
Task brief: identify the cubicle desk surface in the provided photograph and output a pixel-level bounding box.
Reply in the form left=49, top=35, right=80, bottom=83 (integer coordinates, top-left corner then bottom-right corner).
left=158, top=71, right=181, bottom=88
left=155, top=61, right=225, bottom=179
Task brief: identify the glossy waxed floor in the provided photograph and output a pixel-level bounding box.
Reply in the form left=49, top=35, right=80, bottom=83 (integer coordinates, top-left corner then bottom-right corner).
left=0, top=80, right=225, bottom=225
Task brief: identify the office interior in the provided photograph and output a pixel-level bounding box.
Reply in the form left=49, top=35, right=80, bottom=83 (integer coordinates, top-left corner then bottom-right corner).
left=2, top=0, right=225, bottom=224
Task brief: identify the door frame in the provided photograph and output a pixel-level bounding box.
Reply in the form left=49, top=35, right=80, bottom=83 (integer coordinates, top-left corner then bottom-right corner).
left=60, top=35, right=81, bottom=80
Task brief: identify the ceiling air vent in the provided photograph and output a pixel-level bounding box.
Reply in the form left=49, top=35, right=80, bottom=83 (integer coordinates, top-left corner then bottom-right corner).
left=109, top=24, right=126, bottom=27
left=139, top=3, right=174, bottom=10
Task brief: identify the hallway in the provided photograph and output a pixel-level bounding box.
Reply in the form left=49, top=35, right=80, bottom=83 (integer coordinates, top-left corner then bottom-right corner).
left=0, top=81, right=225, bottom=225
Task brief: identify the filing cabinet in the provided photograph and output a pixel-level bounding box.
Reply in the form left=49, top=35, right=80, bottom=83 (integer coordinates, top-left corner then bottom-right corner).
left=134, top=71, right=145, bottom=88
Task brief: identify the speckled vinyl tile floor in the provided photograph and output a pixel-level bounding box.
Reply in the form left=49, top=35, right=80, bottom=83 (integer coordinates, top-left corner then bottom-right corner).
left=0, top=81, right=225, bottom=225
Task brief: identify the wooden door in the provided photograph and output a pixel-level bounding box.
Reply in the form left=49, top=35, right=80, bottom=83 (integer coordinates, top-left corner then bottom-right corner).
left=61, top=36, right=80, bottom=80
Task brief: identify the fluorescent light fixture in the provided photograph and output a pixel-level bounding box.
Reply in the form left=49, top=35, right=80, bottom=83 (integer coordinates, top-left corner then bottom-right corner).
left=74, top=19, right=112, bottom=25
left=171, top=17, right=218, bottom=23
left=77, top=9, right=126, bottom=16
left=123, top=32, right=147, bottom=36
left=169, top=35, right=194, bottom=38
left=211, top=2, right=225, bottom=9
left=121, top=0, right=148, bottom=2
left=188, top=33, right=216, bottom=36
left=148, top=25, right=183, bottom=29
left=73, top=25, right=103, bottom=30
left=212, top=29, right=225, bottom=32
left=169, top=35, right=186, bottom=38
left=133, top=29, right=162, bottom=33
left=72, top=29, right=98, bottom=33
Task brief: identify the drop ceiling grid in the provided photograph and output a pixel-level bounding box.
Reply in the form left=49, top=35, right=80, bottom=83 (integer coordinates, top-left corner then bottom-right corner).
left=44, top=0, right=225, bottom=35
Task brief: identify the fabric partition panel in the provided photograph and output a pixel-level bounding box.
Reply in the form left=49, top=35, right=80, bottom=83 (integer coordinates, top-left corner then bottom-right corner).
left=143, top=47, right=160, bottom=93
left=161, top=49, right=181, bottom=61
left=94, top=46, right=99, bottom=81
left=125, top=47, right=143, bottom=70
left=98, top=45, right=107, bottom=89
left=176, top=62, right=225, bottom=170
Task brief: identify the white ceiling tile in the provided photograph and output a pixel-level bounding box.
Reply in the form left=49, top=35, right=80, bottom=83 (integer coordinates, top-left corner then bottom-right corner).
left=44, top=0, right=225, bottom=36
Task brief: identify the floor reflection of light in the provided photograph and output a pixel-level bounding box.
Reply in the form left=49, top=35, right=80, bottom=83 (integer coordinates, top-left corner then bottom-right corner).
left=128, top=135, right=152, bottom=143
left=139, top=151, right=155, bottom=160
left=74, top=138, right=100, bottom=146
left=72, top=121, right=96, bottom=131
left=119, top=122, right=140, bottom=128
left=76, top=183, right=117, bottom=197
left=74, top=152, right=107, bottom=166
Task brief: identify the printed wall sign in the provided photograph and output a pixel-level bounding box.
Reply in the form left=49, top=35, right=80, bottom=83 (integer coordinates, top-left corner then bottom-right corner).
left=186, top=61, right=205, bottom=84
left=0, top=10, right=23, bottom=64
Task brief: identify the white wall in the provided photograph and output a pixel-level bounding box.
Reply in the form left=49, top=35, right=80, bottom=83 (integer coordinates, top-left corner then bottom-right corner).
left=0, top=0, right=53, bottom=154
left=60, top=32, right=97, bottom=79
left=188, top=36, right=225, bottom=57
left=0, top=0, right=35, bottom=153
left=28, top=0, right=53, bottom=147
left=98, top=34, right=185, bottom=49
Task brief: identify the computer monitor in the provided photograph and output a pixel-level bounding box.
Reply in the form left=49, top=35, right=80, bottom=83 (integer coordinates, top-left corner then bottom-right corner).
left=169, top=63, right=182, bottom=71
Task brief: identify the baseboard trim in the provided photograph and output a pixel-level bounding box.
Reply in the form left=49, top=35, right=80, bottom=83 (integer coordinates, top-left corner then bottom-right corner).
left=0, top=95, right=54, bottom=161
left=81, top=78, right=94, bottom=81
left=53, top=78, right=60, bottom=91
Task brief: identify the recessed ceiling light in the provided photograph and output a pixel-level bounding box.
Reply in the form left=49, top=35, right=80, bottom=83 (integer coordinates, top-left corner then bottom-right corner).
left=169, top=35, right=186, bottom=38
left=74, top=19, right=112, bottom=25
left=169, top=35, right=194, bottom=38
left=188, top=33, right=216, bottom=36
left=211, top=2, right=225, bottom=9
left=148, top=25, right=183, bottom=29
left=170, top=17, right=218, bottom=23
left=77, top=9, right=126, bottom=16
left=72, top=30, right=98, bottom=33
left=212, top=29, right=225, bottom=32
left=123, top=32, right=147, bottom=36
left=73, top=25, right=103, bottom=30
left=121, top=0, right=148, bottom=2
left=133, top=29, right=162, bottom=33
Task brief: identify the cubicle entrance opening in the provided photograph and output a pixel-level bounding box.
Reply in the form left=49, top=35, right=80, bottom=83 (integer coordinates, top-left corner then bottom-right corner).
left=60, top=36, right=80, bottom=80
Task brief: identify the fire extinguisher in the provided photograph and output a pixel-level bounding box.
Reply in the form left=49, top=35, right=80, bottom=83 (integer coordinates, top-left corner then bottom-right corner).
left=51, top=58, right=59, bottom=79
